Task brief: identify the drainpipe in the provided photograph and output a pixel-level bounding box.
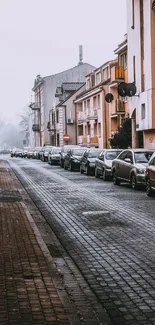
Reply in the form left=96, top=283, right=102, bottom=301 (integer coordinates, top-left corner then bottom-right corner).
left=100, top=87, right=107, bottom=148
left=61, top=105, right=67, bottom=145
left=39, top=87, right=42, bottom=146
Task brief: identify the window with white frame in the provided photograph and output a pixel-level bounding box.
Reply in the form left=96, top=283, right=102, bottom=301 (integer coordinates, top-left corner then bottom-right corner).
left=141, top=103, right=145, bottom=119
left=121, top=53, right=127, bottom=69
left=86, top=79, right=90, bottom=89
left=103, top=67, right=108, bottom=81
left=96, top=72, right=101, bottom=84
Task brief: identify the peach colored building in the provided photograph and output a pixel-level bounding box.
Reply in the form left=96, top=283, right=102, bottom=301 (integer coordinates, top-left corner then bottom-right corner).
left=74, top=60, right=119, bottom=149
left=109, top=34, right=129, bottom=138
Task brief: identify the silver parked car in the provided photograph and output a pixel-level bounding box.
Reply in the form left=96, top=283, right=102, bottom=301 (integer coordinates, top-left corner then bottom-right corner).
left=112, top=149, right=154, bottom=189
left=95, top=149, right=122, bottom=180
left=48, top=147, right=61, bottom=165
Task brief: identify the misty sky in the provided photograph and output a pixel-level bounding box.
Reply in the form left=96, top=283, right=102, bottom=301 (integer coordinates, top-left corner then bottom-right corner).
left=0, top=0, right=127, bottom=124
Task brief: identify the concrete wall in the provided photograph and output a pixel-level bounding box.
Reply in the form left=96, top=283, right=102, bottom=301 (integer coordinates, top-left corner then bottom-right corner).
left=127, top=0, right=152, bottom=132
left=57, top=84, right=86, bottom=146
left=42, top=63, right=96, bottom=145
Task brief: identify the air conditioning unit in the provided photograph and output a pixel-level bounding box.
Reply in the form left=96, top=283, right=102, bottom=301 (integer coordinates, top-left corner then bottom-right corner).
left=67, top=118, right=74, bottom=124
left=115, top=99, right=125, bottom=113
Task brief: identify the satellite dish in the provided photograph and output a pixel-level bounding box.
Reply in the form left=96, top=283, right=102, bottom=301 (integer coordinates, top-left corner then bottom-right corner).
left=105, top=93, right=114, bottom=103
left=126, top=83, right=137, bottom=97
left=117, top=82, right=127, bottom=97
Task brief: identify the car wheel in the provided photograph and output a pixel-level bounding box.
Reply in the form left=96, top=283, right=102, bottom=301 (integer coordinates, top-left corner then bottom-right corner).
left=113, top=171, right=120, bottom=185
left=146, top=179, right=153, bottom=197
left=80, top=165, right=84, bottom=174
left=131, top=173, right=137, bottom=190
left=102, top=169, right=107, bottom=181
left=95, top=167, right=99, bottom=178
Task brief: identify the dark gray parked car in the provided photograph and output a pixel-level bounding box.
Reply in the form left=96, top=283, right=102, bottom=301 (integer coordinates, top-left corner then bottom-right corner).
left=60, top=145, right=79, bottom=168
left=80, top=148, right=102, bottom=175
left=64, top=147, right=87, bottom=171
left=95, top=149, right=122, bottom=180
left=111, top=148, right=154, bottom=189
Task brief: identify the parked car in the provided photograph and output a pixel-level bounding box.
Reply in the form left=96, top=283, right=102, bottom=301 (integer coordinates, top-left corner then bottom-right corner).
left=22, top=149, right=29, bottom=158
left=145, top=152, right=155, bottom=196
left=64, top=147, right=87, bottom=171
left=11, top=149, right=16, bottom=157
left=32, top=147, right=42, bottom=159
left=95, top=149, right=122, bottom=180
left=112, top=148, right=154, bottom=189
left=48, top=147, right=61, bottom=165
left=27, top=149, right=34, bottom=159
left=41, top=146, right=53, bottom=162
left=14, top=149, right=23, bottom=158
left=80, top=148, right=102, bottom=175
left=60, top=145, right=80, bottom=168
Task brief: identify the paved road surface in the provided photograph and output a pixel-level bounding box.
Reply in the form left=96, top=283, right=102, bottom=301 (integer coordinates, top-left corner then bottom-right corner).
left=7, top=157, right=155, bottom=325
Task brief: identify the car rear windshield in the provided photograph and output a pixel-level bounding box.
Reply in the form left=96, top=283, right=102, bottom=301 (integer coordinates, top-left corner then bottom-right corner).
left=45, top=147, right=52, bottom=151
left=52, top=148, right=61, bottom=154
left=72, top=149, right=86, bottom=156
left=134, top=152, right=153, bottom=163
left=105, top=151, right=122, bottom=160
left=88, top=150, right=102, bottom=158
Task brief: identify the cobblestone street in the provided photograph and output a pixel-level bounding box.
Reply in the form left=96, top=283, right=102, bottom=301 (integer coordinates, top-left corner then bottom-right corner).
left=3, top=156, right=155, bottom=325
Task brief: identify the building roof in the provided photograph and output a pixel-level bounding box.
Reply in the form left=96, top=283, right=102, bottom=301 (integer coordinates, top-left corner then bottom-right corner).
left=55, top=83, right=85, bottom=108
left=61, top=82, right=84, bottom=92
left=32, top=62, right=96, bottom=91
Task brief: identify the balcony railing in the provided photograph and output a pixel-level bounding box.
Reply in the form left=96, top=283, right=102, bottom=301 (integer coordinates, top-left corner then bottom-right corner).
left=111, top=66, right=125, bottom=84
left=90, top=136, right=99, bottom=146
left=32, top=124, right=40, bottom=132
left=29, top=102, right=41, bottom=110
left=87, top=109, right=98, bottom=120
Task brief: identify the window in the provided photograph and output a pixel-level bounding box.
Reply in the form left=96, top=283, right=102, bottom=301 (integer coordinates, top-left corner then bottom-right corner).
left=86, top=79, right=90, bottom=89
left=134, top=151, right=153, bottom=163
left=91, top=74, right=95, bottom=87
left=96, top=72, right=101, bottom=84
left=98, top=123, right=101, bottom=137
left=131, top=0, right=135, bottom=29
left=52, top=112, right=55, bottom=125
left=121, top=53, right=127, bottom=69
left=126, top=151, right=133, bottom=163
left=149, top=157, right=155, bottom=166
left=118, top=151, right=128, bottom=160
left=141, top=103, right=145, bottom=119
left=56, top=110, right=59, bottom=123
left=93, top=96, right=96, bottom=108
left=98, top=95, right=100, bottom=108
left=103, top=67, right=108, bottom=81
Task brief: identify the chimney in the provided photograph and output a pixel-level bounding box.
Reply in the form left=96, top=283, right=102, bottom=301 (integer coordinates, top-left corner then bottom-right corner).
left=78, top=45, right=83, bottom=65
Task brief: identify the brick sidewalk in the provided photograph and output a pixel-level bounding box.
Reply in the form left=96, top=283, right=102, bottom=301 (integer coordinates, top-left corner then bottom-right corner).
left=0, top=161, right=71, bottom=325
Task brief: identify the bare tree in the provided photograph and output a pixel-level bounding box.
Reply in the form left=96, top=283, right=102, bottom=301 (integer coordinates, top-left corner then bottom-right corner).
left=19, top=106, right=31, bottom=134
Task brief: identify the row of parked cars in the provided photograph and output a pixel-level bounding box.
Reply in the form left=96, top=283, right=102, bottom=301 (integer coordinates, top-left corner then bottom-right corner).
left=11, top=145, right=155, bottom=197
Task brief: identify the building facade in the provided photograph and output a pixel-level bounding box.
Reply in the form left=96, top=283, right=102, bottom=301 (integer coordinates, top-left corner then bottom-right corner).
left=74, top=60, right=119, bottom=149
left=48, top=83, right=85, bottom=146
left=29, top=62, right=96, bottom=147
left=127, top=0, right=155, bottom=148
left=109, top=34, right=129, bottom=138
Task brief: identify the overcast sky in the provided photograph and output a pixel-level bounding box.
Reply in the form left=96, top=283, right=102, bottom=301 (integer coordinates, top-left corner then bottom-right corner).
left=0, top=0, right=127, bottom=124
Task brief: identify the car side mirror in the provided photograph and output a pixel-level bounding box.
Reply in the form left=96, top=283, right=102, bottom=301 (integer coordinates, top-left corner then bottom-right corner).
left=125, top=158, right=132, bottom=163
